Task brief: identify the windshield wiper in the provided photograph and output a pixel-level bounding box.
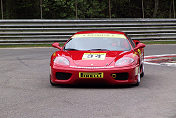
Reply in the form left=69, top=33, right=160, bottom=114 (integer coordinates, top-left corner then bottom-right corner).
left=89, top=49, right=109, bottom=51
left=65, top=48, right=79, bottom=51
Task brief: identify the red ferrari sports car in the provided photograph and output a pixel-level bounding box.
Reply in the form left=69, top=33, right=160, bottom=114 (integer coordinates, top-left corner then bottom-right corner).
left=50, top=31, right=145, bottom=86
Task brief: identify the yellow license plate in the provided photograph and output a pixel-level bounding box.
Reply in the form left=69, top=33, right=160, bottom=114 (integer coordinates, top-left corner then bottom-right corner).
left=79, top=72, right=104, bottom=78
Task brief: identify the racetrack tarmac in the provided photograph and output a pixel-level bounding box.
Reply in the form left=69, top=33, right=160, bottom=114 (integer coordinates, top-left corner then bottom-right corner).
left=0, top=45, right=176, bottom=118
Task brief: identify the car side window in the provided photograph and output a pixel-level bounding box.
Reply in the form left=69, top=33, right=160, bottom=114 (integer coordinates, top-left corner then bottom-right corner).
left=125, top=34, right=135, bottom=48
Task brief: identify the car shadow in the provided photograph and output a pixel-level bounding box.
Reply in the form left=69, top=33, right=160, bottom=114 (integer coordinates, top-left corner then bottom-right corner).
left=51, top=84, right=136, bottom=89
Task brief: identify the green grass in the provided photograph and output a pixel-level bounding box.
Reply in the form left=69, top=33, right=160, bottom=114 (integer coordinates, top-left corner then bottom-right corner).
left=0, top=41, right=176, bottom=48
left=141, top=41, right=176, bottom=44
left=0, top=44, right=51, bottom=48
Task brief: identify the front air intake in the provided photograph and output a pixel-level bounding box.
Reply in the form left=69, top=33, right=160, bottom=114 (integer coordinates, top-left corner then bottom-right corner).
left=55, top=72, right=72, bottom=80
left=112, top=73, right=129, bottom=80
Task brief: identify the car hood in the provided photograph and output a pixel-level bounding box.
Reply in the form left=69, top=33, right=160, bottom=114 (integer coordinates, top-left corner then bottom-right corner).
left=64, top=51, right=129, bottom=67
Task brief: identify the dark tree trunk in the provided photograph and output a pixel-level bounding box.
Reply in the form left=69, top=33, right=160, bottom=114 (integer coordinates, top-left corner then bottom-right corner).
left=142, top=0, right=144, bottom=18
left=109, top=0, right=111, bottom=18
left=153, top=0, right=159, bottom=17
left=75, top=0, right=78, bottom=19
left=169, top=0, right=172, bottom=18
left=40, top=0, right=43, bottom=19
left=173, top=0, right=175, bottom=18
left=0, top=0, right=3, bottom=19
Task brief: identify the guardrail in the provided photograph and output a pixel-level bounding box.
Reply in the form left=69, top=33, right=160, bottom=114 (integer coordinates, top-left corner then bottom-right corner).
left=0, top=19, right=176, bottom=45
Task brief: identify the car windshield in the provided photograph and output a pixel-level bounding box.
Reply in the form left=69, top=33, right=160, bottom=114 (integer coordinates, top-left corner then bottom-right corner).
left=64, top=37, right=131, bottom=51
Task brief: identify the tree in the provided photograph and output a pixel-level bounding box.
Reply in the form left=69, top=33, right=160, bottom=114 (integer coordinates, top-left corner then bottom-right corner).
left=173, top=0, right=175, bottom=18
left=0, top=0, right=3, bottom=19
left=111, top=0, right=142, bottom=18
left=40, top=0, right=43, bottom=19
left=43, top=0, right=75, bottom=19
left=1, top=0, right=175, bottom=19
left=75, top=0, right=78, bottom=19
left=2, top=0, right=40, bottom=19
left=3, top=0, right=15, bottom=18
left=109, top=0, right=111, bottom=18
left=153, top=0, right=159, bottom=17
left=142, top=0, right=144, bottom=18
left=15, top=0, right=40, bottom=19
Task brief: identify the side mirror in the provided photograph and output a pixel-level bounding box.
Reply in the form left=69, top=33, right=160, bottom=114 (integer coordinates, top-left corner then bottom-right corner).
left=52, top=42, right=62, bottom=50
left=134, top=43, right=146, bottom=50
left=133, top=40, right=140, bottom=46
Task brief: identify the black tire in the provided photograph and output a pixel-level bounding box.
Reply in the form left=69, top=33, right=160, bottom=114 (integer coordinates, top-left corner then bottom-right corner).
left=140, top=72, right=144, bottom=78
left=50, top=75, right=57, bottom=86
left=134, top=68, right=141, bottom=86
left=134, top=81, right=139, bottom=86
left=140, top=64, right=144, bottom=78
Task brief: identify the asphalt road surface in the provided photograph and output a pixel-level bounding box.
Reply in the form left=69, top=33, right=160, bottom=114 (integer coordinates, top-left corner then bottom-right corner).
left=0, top=44, right=176, bottom=118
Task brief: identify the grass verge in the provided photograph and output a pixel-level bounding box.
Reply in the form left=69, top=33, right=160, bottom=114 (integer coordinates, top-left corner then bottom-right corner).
left=0, top=44, right=51, bottom=48
left=0, top=44, right=64, bottom=48
left=141, top=41, right=176, bottom=44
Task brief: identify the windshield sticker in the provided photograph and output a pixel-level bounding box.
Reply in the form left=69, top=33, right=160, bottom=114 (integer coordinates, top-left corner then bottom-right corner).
left=82, top=53, right=106, bottom=60
left=72, top=33, right=127, bottom=39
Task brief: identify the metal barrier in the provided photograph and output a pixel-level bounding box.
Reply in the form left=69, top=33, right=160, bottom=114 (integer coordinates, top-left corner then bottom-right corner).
left=0, top=19, right=176, bottom=45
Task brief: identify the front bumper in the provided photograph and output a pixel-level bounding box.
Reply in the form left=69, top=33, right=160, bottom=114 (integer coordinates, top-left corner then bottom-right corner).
left=50, top=65, right=139, bottom=85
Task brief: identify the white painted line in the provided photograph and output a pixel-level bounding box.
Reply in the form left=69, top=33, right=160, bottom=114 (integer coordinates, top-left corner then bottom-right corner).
left=144, top=62, right=161, bottom=66
left=145, top=54, right=176, bottom=58
left=160, top=63, right=176, bottom=67
left=144, top=54, right=176, bottom=67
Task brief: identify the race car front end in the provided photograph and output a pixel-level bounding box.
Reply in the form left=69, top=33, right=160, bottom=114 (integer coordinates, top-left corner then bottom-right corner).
left=50, top=59, right=140, bottom=85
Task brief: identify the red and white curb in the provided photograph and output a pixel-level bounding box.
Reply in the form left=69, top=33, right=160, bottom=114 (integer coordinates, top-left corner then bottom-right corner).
left=144, top=54, right=176, bottom=67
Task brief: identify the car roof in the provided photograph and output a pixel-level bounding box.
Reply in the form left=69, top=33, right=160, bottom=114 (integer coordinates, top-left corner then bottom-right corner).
left=74, top=30, right=126, bottom=35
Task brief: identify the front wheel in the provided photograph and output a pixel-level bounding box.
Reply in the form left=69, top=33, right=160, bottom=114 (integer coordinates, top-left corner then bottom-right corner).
left=50, top=75, right=57, bottom=86
left=140, top=64, right=144, bottom=78
left=134, top=68, right=141, bottom=86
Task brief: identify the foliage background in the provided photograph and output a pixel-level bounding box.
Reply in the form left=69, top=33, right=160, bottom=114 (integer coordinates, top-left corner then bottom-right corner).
left=0, top=0, right=175, bottom=19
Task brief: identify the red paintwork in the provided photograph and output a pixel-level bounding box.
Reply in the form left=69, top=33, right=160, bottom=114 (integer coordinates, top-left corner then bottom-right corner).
left=50, top=31, right=145, bottom=85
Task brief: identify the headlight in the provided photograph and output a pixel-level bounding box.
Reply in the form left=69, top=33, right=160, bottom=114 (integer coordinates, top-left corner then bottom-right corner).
left=54, top=57, right=70, bottom=66
left=115, top=57, right=134, bottom=67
